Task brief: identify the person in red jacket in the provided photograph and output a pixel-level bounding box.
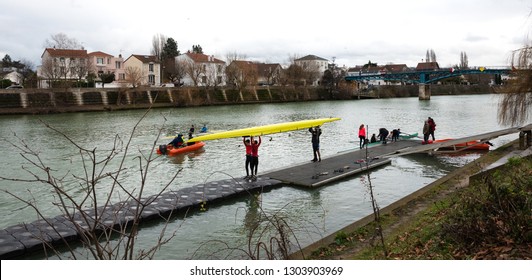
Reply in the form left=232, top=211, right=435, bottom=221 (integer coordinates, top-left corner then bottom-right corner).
left=250, top=136, right=262, bottom=181
left=358, top=124, right=366, bottom=149
left=243, top=137, right=252, bottom=179
left=428, top=117, right=436, bottom=141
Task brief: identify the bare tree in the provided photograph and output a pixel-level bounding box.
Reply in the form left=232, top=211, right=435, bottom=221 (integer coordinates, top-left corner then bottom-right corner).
left=431, top=49, right=437, bottom=63
left=425, top=49, right=437, bottom=62
left=125, top=66, right=142, bottom=88
left=151, top=34, right=168, bottom=62
left=1, top=111, right=180, bottom=259
left=303, top=63, right=321, bottom=86
left=287, top=53, right=300, bottom=65
left=19, top=59, right=36, bottom=87
left=225, top=52, right=247, bottom=87
left=184, top=60, right=204, bottom=86
left=459, top=51, right=469, bottom=69
left=226, top=61, right=257, bottom=90
left=71, top=57, right=93, bottom=85
left=164, top=59, right=186, bottom=86
left=225, top=51, right=247, bottom=65
left=43, top=33, right=82, bottom=49
left=282, top=64, right=304, bottom=86
left=498, top=44, right=532, bottom=126
left=40, top=57, right=62, bottom=87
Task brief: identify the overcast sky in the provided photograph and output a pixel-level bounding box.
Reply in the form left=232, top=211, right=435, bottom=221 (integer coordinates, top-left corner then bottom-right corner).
left=1, top=0, right=530, bottom=69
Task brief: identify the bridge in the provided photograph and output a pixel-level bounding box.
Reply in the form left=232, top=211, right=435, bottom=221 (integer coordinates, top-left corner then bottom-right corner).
left=344, top=67, right=512, bottom=100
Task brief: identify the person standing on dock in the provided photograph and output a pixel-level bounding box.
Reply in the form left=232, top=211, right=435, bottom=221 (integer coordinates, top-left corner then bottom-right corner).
left=428, top=117, right=436, bottom=141
left=391, top=128, right=400, bottom=142
left=250, top=136, right=262, bottom=181
left=243, top=137, right=252, bottom=179
left=422, top=120, right=430, bottom=144
left=309, top=126, right=322, bottom=162
left=358, top=124, right=366, bottom=149
left=377, top=128, right=389, bottom=144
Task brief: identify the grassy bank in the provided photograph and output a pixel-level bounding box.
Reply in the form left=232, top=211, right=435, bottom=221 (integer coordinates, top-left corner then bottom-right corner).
left=308, top=142, right=531, bottom=260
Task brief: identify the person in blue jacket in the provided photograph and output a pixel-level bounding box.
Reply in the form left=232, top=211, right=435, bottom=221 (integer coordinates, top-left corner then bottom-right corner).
left=168, top=134, right=184, bottom=148
left=309, top=126, right=322, bottom=162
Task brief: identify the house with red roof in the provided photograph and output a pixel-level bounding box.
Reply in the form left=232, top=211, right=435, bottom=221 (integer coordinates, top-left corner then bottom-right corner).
left=176, top=52, right=226, bottom=86
left=38, top=48, right=89, bottom=88
left=88, top=51, right=126, bottom=86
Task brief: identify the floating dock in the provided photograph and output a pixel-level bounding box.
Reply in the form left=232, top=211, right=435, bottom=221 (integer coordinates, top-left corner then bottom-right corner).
left=265, top=140, right=421, bottom=187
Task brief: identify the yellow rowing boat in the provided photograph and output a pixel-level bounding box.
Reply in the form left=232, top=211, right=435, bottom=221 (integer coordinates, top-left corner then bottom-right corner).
left=186, top=117, right=341, bottom=142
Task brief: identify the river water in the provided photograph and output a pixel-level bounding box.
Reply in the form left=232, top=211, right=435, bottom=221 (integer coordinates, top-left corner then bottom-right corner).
left=0, top=93, right=527, bottom=259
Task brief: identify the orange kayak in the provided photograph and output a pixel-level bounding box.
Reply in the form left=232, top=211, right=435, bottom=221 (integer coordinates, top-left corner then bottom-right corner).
left=434, top=138, right=491, bottom=150
left=157, top=142, right=205, bottom=156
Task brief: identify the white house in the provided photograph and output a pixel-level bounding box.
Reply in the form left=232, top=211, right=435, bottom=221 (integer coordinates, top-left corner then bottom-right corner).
left=1, top=68, right=23, bottom=85
left=294, top=54, right=329, bottom=86
left=176, top=52, right=226, bottom=87
left=38, top=48, right=89, bottom=88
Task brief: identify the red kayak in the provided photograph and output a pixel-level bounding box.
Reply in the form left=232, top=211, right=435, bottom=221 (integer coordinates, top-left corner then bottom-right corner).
left=157, top=142, right=205, bottom=156
left=434, top=138, right=491, bottom=150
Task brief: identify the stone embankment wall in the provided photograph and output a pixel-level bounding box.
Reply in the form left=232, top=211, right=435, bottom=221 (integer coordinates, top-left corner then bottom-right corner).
left=0, top=84, right=496, bottom=115
left=0, top=86, right=337, bottom=115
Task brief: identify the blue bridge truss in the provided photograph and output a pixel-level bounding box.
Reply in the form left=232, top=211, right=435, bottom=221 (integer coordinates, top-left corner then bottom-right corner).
left=344, top=67, right=511, bottom=84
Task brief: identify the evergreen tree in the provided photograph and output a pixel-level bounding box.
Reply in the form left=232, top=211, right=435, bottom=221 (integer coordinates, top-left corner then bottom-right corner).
left=2, top=54, right=13, bottom=67
left=191, top=45, right=203, bottom=54
left=162, top=38, right=180, bottom=60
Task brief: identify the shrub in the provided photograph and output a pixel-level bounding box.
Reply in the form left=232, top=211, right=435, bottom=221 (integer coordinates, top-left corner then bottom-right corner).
left=441, top=156, right=532, bottom=254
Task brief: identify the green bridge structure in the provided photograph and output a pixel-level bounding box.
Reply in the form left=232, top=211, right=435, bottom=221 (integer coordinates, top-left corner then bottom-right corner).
left=344, top=67, right=512, bottom=100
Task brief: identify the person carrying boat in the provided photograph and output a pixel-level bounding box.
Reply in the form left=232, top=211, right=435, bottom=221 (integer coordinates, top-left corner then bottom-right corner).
left=309, top=126, right=322, bottom=162
left=168, top=134, right=184, bottom=148
left=250, top=136, right=262, bottom=181
left=358, top=124, right=366, bottom=149
left=243, top=137, right=253, bottom=179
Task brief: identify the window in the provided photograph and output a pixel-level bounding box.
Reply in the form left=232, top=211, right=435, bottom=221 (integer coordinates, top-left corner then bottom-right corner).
left=97, top=58, right=104, bottom=64
left=201, top=76, right=207, bottom=84
left=217, top=65, right=222, bottom=72
left=148, top=74, right=155, bottom=85
left=217, top=76, right=222, bottom=84
left=115, top=61, right=121, bottom=69
left=149, top=63, right=154, bottom=72
left=107, top=58, right=111, bottom=64
left=119, top=73, right=125, bottom=80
